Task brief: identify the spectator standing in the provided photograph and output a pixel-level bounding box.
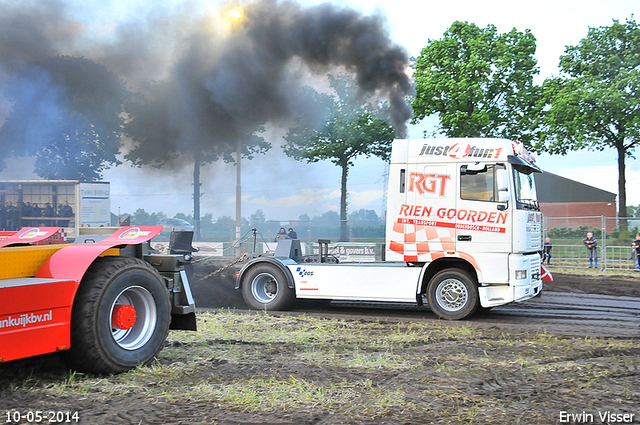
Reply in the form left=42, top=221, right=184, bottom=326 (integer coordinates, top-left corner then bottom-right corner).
left=631, top=233, right=640, bottom=270
left=287, top=227, right=298, bottom=239
left=21, top=202, right=32, bottom=227
left=5, top=202, right=16, bottom=230
left=274, top=227, right=289, bottom=241
left=31, top=203, right=41, bottom=226
left=59, top=200, right=73, bottom=227
left=543, top=237, right=552, bottom=265
left=583, top=232, right=598, bottom=268
left=43, top=202, right=54, bottom=226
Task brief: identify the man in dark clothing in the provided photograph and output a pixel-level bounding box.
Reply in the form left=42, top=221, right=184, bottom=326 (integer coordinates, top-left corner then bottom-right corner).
left=43, top=202, right=54, bottom=226
left=583, top=232, right=598, bottom=268
left=287, top=228, right=298, bottom=239
left=21, top=202, right=32, bottom=227
left=275, top=227, right=289, bottom=241
left=543, top=237, right=552, bottom=265
left=631, top=233, right=640, bottom=270
left=59, top=200, right=73, bottom=227
left=4, top=201, right=16, bottom=230
left=31, top=203, right=41, bottom=226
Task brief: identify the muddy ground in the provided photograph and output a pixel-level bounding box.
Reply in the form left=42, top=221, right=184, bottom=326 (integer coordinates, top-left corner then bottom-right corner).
left=1, top=262, right=639, bottom=425
left=188, top=261, right=640, bottom=309
left=543, top=271, right=640, bottom=298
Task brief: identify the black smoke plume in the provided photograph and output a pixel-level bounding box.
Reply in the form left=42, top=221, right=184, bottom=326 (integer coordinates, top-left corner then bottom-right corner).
left=0, top=0, right=412, bottom=171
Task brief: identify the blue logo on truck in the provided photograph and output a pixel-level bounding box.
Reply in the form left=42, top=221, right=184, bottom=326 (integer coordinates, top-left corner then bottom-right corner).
left=296, top=267, right=314, bottom=277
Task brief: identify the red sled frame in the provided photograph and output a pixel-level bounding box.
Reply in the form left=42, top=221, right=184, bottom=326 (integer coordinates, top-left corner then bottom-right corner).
left=0, top=226, right=162, bottom=364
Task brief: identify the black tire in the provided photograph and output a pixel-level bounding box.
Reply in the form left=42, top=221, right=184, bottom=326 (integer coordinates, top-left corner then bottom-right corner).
left=66, top=257, right=171, bottom=374
left=241, top=263, right=295, bottom=310
left=426, top=269, right=479, bottom=320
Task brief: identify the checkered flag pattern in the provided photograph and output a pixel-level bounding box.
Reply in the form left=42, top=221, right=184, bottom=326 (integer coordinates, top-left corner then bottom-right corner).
left=389, top=221, right=455, bottom=262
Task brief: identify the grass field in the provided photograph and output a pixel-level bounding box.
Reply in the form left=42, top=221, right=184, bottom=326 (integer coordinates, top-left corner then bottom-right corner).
left=2, top=310, right=639, bottom=424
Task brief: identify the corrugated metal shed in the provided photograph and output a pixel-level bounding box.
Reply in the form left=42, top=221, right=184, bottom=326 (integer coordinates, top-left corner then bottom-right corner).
left=536, top=171, right=616, bottom=203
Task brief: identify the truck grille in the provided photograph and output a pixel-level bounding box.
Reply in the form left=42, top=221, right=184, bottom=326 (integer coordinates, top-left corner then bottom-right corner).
left=526, top=223, right=542, bottom=250
left=529, top=254, right=541, bottom=281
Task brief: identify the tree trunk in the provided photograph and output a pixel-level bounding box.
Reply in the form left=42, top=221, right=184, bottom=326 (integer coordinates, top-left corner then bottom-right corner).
left=193, top=156, right=201, bottom=241
left=616, top=138, right=628, bottom=234
left=340, top=162, right=349, bottom=242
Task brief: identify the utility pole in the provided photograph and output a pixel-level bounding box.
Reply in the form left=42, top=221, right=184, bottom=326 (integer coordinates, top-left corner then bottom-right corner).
left=235, top=137, right=242, bottom=256
left=193, top=155, right=201, bottom=241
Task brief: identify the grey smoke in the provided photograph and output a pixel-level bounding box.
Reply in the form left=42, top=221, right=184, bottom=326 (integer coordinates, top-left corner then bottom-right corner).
left=0, top=0, right=412, bottom=169
left=209, top=0, right=413, bottom=135
left=0, top=0, right=75, bottom=73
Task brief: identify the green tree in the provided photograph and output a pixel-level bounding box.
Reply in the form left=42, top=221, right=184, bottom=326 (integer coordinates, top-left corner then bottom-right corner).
left=312, top=210, right=341, bottom=224
left=199, top=213, right=215, bottom=240
left=0, top=56, right=126, bottom=180
left=249, top=209, right=266, bottom=229
left=131, top=208, right=166, bottom=226
left=536, top=18, right=640, bottom=228
left=283, top=75, right=395, bottom=241
left=349, top=208, right=384, bottom=238
left=412, top=21, right=540, bottom=144
left=310, top=210, right=341, bottom=240
left=212, top=216, right=235, bottom=240
left=174, top=213, right=193, bottom=223
left=349, top=209, right=381, bottom=226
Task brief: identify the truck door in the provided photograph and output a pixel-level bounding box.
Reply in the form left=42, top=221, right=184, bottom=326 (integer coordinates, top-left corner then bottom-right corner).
left=391, top=162, right=455, bottom=262
left=455, top=163, right=511, bottom=283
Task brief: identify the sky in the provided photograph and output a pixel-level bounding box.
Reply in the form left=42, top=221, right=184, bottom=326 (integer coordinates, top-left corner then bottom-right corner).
left=0, top=0, right=638, bottom=222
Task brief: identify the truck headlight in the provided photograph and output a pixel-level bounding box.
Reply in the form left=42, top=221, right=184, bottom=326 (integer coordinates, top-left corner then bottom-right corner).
left=515, top=270, right=527, bottom=280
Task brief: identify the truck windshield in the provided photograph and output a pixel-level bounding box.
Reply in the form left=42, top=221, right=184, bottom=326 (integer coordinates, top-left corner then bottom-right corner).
left=513, top=168, right=539, bottom=211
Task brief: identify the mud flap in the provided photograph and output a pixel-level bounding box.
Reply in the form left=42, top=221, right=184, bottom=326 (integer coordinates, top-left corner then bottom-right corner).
left=170, top=269, right=197, bottom=331
left=170, top=312, right=197, bottom=331
left=541, top=263, right=553, bottom=281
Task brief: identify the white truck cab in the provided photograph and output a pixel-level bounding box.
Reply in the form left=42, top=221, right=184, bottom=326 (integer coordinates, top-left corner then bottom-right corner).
left=385, top=138, right=543, bottom=317
left=237, top=138, right=546, bottom=320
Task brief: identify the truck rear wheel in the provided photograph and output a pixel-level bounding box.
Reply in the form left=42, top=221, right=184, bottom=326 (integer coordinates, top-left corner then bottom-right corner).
left=426, top=269, right=479, bottom=320
left=241, top=263, right=295, bottom=310
left=67, top=257, right=171, bottom=374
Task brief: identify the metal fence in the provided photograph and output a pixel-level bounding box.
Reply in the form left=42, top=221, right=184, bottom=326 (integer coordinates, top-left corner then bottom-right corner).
left=191, top=215, right=640, bottom=271
left=543, top=244, right=639, bottom=270
left=543, top=215, right=640, bottom=271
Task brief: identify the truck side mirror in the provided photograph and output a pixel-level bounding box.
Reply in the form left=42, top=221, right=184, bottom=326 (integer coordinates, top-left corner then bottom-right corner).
left=496, top=169, right=510, bottom=203
left=496, top=169, right=509, bottom=191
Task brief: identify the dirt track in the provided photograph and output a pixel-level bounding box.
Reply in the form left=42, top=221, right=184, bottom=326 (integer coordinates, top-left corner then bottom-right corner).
left=191, top=260, right=640, bottom=305
left=191, top=262, right=640, bottom=338
left=1, top=263, right=639, bottom=425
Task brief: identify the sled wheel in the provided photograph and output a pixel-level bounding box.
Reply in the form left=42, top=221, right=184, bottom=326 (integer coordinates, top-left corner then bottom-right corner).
left=67, top=257, right=170, bottom=374
left=241, top=263, right=295, bottom=311
left=426, top=269, right=479, bottom=320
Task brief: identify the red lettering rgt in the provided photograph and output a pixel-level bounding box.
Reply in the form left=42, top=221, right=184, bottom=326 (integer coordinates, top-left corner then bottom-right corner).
left=409, top=173, right=450, bottom=197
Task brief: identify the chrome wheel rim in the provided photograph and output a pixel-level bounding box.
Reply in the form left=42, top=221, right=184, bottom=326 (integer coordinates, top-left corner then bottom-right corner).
left=435, top=278, right=468, bottom=312
left=251, top=273, right=279, bottom=304
left=110, top=285, right=157, bottom=350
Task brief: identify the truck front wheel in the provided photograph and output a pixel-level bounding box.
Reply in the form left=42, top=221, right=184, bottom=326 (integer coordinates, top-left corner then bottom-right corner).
left=241, top=263, right=295, bottom=310
left=67, top=257, right=171, bottom=374
left=426, top=269, right=479, bottom=320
